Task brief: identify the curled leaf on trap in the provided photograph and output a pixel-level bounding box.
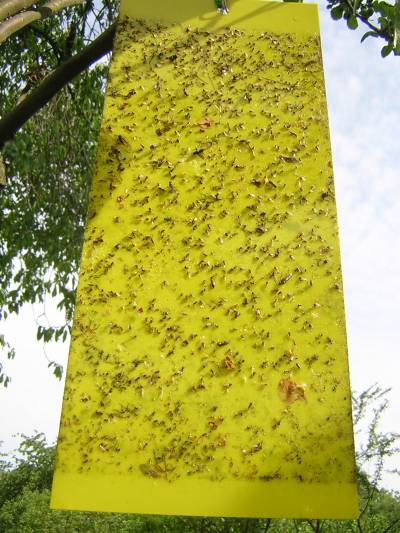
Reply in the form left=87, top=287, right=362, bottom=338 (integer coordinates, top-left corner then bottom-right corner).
left=223, top=353, right=236, bottom=370
left=278, top=378, right=307, bottom=404
left=198, top=117, right=213, bottom=130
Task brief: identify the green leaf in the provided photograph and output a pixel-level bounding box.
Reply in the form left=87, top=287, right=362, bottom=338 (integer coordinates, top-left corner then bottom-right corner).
left=377, top=1, right=394, bottom=17
left=361, top=30, right=379, bottom=42
left=36, top=327, right=43, bottom=341
left=331, top=5, right=344, bottom=20
left=347, top=15, right=359, bottom=29
left=360, top=7, right=375, bottom=19
left=378, top=16, right=389, bottom=29
left=49, top=363, right=63, bottom=380
left=43, top=328, right=54, bottom=343
left=381, top=44, right=393, bottom=56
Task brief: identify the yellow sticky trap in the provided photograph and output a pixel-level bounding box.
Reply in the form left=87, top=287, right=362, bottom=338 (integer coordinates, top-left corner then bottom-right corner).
left=51, top=0, right=358, bottom=519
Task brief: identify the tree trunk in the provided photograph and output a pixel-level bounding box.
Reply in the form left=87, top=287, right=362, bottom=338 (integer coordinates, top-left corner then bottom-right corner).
left=0, top=0, right=36, bottom=23
left=0, top=0, right=84, bottom=43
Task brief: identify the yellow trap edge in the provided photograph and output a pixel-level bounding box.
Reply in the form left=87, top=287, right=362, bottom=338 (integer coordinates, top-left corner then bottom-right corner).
left=52, top=474, right=357, bottom=519
left=120, top=0, right=319, bottom=35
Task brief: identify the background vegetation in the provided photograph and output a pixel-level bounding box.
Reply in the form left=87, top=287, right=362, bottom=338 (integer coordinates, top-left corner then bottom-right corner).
left=0, top=386, right=399, bottom=532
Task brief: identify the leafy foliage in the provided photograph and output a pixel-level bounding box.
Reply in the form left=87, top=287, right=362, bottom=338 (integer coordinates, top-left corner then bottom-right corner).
left=326, top=0, right=400, bottom=56
left=0, top=433, right=55, bottom=510
left=0, top=388, right=399, bottom=532
left=0, top=71, right=107, bottom=381
left=0, top=333, right=15, bottom=386
left=0, top=1, right=118, bottom=382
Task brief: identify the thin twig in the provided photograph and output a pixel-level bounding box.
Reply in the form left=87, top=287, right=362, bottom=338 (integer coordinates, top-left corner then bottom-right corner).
left=263, top=518, right=271, bottom=532
left=29, top=23, right=63, bottom=62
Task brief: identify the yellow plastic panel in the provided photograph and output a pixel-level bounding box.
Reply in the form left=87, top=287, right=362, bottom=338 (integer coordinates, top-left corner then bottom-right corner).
left=51, top=0, right=358, bottom=519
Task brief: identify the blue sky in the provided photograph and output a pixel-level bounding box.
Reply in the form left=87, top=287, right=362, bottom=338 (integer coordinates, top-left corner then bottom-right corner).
left=317, top=2, right=400, bottom=491
left=1, top=1, right=399, bottom=493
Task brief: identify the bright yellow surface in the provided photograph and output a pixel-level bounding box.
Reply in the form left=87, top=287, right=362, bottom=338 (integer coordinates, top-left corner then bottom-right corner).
left=51, top=0, right=358, bottom=519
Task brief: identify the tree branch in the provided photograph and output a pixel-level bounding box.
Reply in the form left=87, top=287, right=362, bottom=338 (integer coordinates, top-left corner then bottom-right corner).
left=0, top=0, right=84, bottom=44
left=29, top=22, right=64, bottom=62
left=0, top=22, right=116, bottom=150
left=357, top=13, right=386, bottom=36
left=0, top=0, right=36, bottom=23
left=359, top=480, right=377, bottom=520
left=343, top=0, right=385, bottom=35
left=0, top=153, right=6, bottom=185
